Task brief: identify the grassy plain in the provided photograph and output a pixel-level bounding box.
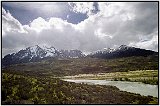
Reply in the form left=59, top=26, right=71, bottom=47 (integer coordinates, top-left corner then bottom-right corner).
left=62, top=70, right=158, bottom=85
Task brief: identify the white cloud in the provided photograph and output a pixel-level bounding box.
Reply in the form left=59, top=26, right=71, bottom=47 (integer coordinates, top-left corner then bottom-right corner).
left=95, top=2, right=158, bottom=48
left=2, top=7, right=25, bottom=36
left=2, top=2, right=158, bottom=57
left=95, top=28, right=113, bottom=39
left=68, top=2, right=96, bottom=16
left=129, top=31, right=158, bottom=51
left=29, top=17, right=50, bottom=33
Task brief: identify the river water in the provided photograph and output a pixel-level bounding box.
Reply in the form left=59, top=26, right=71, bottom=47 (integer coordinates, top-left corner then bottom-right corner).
left=64, top=79, right=158, bottom=98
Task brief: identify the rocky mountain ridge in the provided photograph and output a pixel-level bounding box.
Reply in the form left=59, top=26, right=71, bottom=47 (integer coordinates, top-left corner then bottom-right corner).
left=2, top=45, right=158, bottom=67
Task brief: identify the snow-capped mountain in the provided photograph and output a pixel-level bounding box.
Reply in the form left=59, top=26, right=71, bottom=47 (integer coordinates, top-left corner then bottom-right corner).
left=2, top=45, right=84, bottom=67
left=25, top=45, right=58, bottom=59
left=2, top=45, right=158, bottom=67
left=88, top=45, right=158, bottom=59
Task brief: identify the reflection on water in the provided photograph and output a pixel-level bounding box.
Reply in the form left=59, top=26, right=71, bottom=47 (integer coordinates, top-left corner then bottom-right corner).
left=64, top=79, right=158, bottom=97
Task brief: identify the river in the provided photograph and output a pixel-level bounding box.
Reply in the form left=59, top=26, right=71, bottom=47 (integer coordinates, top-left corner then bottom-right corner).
left=63, top=79, right=158, bottom=98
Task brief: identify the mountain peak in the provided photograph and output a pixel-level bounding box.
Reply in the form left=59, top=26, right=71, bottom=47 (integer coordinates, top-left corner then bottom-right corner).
left=2, top=45, right=84, bottom=67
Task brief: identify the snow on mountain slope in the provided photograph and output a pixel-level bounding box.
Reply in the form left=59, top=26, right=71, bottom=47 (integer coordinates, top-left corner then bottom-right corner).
left=2, top=45, right=85, bottom=67
left=20, top=45, right=56, bottom=60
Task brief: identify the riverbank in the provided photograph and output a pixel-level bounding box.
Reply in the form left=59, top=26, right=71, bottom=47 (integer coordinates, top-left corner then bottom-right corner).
left=62, top=70, right=158, bottom=85
left=63, top=79, right=158, bottom=98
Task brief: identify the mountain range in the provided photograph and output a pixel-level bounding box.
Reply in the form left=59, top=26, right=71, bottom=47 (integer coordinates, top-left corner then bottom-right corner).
left=2, top=45, right=158, bottom=67
left=88, top=45, right=158, bottom=59
left=2, top=45, right=84, bottom=67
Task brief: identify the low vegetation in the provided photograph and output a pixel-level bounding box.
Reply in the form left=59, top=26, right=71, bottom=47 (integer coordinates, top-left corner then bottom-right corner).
left=2, top=72, right=158, bottom=104
left=2, top=56, right=158, bottom=104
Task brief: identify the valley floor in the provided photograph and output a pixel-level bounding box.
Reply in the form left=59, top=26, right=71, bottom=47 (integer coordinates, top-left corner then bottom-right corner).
left=2, top=56, right=159, bottom=104
left=62, top=70, right=158, bottom=85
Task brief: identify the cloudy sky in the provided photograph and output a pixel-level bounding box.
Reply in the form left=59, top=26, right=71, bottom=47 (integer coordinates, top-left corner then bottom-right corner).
left=2, top=2, right=158, bottom=57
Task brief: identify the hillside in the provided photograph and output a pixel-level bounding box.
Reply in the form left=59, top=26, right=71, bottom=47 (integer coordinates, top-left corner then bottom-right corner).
left=3, top=55, right=158, bottom=77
